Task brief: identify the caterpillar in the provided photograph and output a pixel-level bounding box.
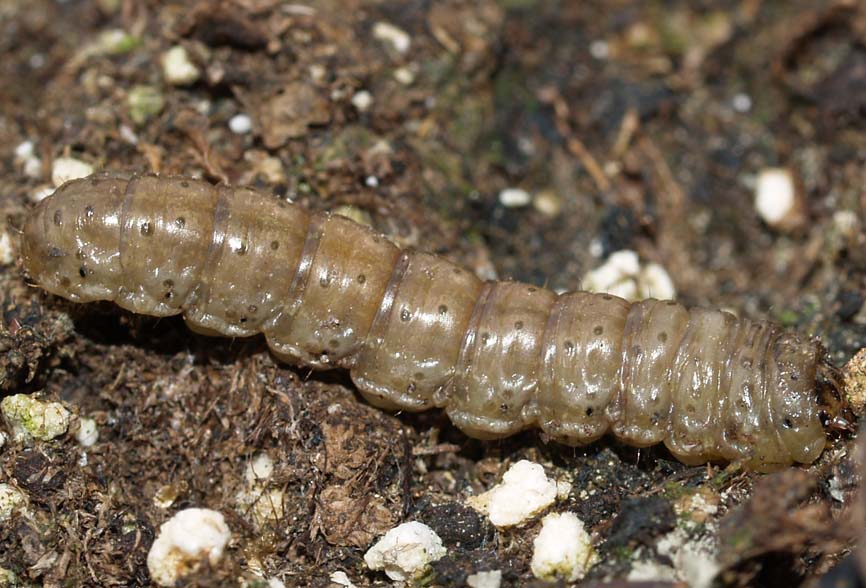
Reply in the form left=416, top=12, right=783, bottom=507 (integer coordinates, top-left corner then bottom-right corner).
left=19, top=173, right=845, bottom=470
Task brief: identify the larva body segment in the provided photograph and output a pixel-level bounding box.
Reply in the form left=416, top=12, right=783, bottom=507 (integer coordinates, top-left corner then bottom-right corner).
left=21, top=174, right=830, bottom=470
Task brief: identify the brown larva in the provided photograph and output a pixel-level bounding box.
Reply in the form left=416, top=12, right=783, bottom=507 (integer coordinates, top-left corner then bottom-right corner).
left=20, top=173, right=845, bottom=470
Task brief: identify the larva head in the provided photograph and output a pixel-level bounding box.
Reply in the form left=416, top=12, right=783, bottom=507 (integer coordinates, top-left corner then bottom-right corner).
left=768, top=333, right=826, bottom=464
left=21, top=176, right=127, bottom=303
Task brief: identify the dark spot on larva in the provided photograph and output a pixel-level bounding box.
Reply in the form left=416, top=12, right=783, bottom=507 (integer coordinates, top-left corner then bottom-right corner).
left=164, top=292, right=172, bottom=300
left=140, top=221, right=153, bottom=236
left=651, top=412, right=661, bottom=425
left=84, top=205, right=94, bottom=218
left=413, top=372, right=425, bottom=381
left=666, top=301, right=677, bottom=306
left=602, top=294, right=612, bottom=300
left=438, top=304, right=448, bottom=315
left=372, top=236, right=381, bottom=245
left=741, top=358, right=752, bottom=369
left=593, top=325, right=604, bottom=336
left=163, top=279, right=174, bottom=288
left=53, top=210, right=62, bottom=225
left=585, top=406, right=594, bottom=416
left=423, top=269, right=434, bottom=279
left=686, top=404, right=695, bottom=414
left=632, top=344, right=642, bottom=355
left=180, top=181, right=189, bottom=188
left=48, top=247, right=64, bottom=258
left=528, top=287, right=536, bottom=293
left=400, top=308, right=411, bottom=322
left=407, top=381, right=417, bottom=393
left=783, top=418, right=793, bottom=429
left=175, top=217, right=185, bottom=228
left=357, top=273, right=366, bottom=284
left=790, top=373, right=799, bottom=381
left=79, top=266, right=87, bottom=278
left=328, top=338, right=339, bottom=349
left=239, top=317, right=248, bottom=323
left=452, top=268, right=462, bottom=275
left=225, top=309, right=237, bottom=319
left=481, top=332, right=490, bottom=344
left=76, top=248, right=85, bottom=260
left=270, top=240, right=280, bottom=250
left=564, top=340, right=575, bottom=353
left=248, top=305, right=257, bottom=314
left=319, top=275, right=330, bottom=288
left=658, top=331, right=667, bottom=343
left=234, top=242, right=248, bottom=255
left=500, top=403, right=509, bottom=413
left=90, top=179, right=99, bottom=186
left=60, top=277, right=71, bottom=287
left=514, top=321, right=523, bottom=330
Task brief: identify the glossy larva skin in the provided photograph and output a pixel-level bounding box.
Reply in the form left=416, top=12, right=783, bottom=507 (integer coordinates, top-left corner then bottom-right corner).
left=20, top=174, right=826, bottom=470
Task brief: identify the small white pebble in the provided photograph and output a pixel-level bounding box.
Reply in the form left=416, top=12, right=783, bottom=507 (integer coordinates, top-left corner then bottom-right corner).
left=589, top=40, right=609, bottom=59
left=638, top=262, right=676, bottom=300
left=15, top=141, right=41, bottom=178
left=732, top=93, right=752, bottom=113
left=267, top=578, right=286, bottom=588
left=467, top=569, right=502, bottom=588
left=309, top=64, right=327, bottom=82
left=75, top=417, right=99, bottom=447
left=1, top=394, right=71, bottom=443
left=827, top=475, right=845, bottom=502
left=245, top=453, right=275, bottom=483
left=14, top=141, right=34, bottom=160
left=23, top=156, right=42, bottom=179
left=0, top=484, right=28, bottom=522
left=467, top=460, right=569, bottom=527
left=0, top=232, right=14, bottom=266
left=373, top=21, right=411, bottom=54
left=530, top=512, right=598, bottom=582
left=532, top=190, right=561, bottom=217
left=498, top=187, right=532, bottom=208
left=393, top=66, right=416, bottom=85
left=754, top=167, right=796, bottom=226
left=365, top=175, right=379, bottom=187
left=162, top=45, right=200, bottom=86
left=147, top=508, right=231, bottom=587
left=51, top=156, right=94, bottom=188
left=351, top=90, right=373, bottom=112
left=119, top=124, right=139, bottom=145
left=229, top=113, right=253, bottom=135
left=0, top=431, right=7, bottom=450
left=364, top=521, right=446, bottom=582
left=582, top=250, right=676, bottom=301
left=329, top=570, right=357, bottom=588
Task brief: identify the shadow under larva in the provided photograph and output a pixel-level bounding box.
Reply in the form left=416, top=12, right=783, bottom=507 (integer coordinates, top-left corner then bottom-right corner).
left=20, top=173, right=849, bottom=471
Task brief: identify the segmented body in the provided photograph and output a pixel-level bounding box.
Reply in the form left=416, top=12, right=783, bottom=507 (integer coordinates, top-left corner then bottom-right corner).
left=20, top=174, right=827, bottom=469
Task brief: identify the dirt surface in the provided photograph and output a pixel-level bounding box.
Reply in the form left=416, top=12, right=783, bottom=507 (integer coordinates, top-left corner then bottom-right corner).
left=1, top=0, right=866, bottom=586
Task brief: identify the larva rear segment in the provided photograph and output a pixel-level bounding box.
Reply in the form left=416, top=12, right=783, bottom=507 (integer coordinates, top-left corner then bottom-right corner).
left=21, top=173, right=833, bottom=470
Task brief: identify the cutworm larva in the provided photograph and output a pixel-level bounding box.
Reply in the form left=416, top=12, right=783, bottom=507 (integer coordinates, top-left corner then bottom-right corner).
left=20, top=173, right=845, bottom=470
